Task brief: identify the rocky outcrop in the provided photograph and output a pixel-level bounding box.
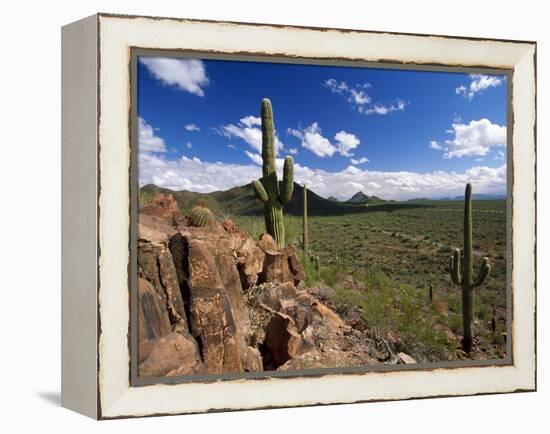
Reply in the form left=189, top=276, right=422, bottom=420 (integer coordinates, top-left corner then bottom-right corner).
left=140, top=193, right=180, bottom=219
left=136, top=192, right=369, bottom=378
left=137, top=241, right=187, bottom=330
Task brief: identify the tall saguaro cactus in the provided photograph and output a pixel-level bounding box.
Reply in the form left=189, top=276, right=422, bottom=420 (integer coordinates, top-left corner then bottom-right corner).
left=252, top=98, right=294, bottom=248
left=449, top=183, right=491, bottom=354
left=303, top=184, right=309, bottom=256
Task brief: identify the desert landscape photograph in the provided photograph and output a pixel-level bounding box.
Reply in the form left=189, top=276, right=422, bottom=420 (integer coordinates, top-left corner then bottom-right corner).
left=134, top=55, right=509, bottom=379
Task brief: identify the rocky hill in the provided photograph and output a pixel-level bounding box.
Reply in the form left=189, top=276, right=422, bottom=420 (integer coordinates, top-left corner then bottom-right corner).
left=346, top=191, right=383, bottom=204
left=140, top=182, right=388, bottom=217
left=136, top=193, right=416, bottom=378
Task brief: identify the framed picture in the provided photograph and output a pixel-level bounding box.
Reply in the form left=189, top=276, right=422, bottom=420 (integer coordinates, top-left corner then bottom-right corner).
left=61, top=13, right=536, bottom=419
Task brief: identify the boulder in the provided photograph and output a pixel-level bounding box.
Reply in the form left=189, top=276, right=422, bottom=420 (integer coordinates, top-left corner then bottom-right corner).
left=397, top=352, right=417, bottom=364
left=140, top=193, right=180, bottom=219
left=264, top=312, right=315, bottom=368
left=138, top=331, right=207, bottom=377
left=138, top=213, right=177, bottom=243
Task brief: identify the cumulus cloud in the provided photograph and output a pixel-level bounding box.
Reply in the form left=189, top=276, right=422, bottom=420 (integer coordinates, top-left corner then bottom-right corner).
left=324, top=78, right=407, bottom=116
left=139, top=152, right=506, bottom=201
left=289, top=148, right=299, bottom=155
left=139, top=57, right=209, bottom=96
left=184, top=123, right=200, bottom=132
left=220, top=115, right=284, bottom=154
left=186, top=142, right=193, bottom=149
left=430, top=119, right=507, bottom=159
left=456, top=74, right=504, bottom=100
left=334, top=131, right=360, bottom=157
left=288, top=123, right=336, bottom=157
left=288, top=124, right=362, bottom=158
left=138, top=117, right=166, bottom=153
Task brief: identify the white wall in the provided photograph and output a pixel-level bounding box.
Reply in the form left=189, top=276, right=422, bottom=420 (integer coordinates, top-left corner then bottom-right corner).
left=0, top=0, right=546, bottom=432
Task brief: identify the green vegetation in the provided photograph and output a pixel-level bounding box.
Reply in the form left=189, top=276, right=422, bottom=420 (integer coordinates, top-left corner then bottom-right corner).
left=251, top=98, right=294, bottom=248
left=448, top=183, right=491, bottom=353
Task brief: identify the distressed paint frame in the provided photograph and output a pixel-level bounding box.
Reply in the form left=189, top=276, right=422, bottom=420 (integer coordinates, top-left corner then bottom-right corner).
left=62, top=13, right=536, bottom=419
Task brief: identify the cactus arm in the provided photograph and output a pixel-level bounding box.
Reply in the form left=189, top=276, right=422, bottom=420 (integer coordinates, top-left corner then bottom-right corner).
left=252, top=180, right=269, bottom=203
left=473, top=257, right=491, bottom=288
left=449, top=248, right=462, bottom=285
left=261, top=98, right=276, bottom=177
left=279, top=156, right=294, bottom=204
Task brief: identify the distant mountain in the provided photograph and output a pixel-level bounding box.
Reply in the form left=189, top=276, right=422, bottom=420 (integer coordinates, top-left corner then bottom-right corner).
left=139, top=182, right=420, bottom=217
left=346, top=191, right=383, bottom=204
left=327, top=196, right=339, bottom=202
left=438, top=193, right=506, bottom=201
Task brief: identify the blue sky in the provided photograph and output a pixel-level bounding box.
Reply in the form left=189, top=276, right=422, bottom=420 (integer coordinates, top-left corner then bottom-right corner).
left=137, top=56, right=507, bottom=200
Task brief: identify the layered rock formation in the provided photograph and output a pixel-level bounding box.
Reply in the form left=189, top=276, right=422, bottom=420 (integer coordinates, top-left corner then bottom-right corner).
left=136, top=193, right=398, bottom=378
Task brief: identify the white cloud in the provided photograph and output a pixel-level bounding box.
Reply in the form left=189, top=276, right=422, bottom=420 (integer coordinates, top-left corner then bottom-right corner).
left=324, top=78, right=407, bottom=116
left=140, top=153, right=506, bottom=201
left=240, top=116, right=261, bottom=128
left=244, top=151, right=263, bottom=166
left=288, top=124, right=362, bottom=158
left=184, top=123, right=200, bottom=132
left=227, top=144, right=237, bottom=150
left=186, top=142, right=193, bottom=149
left=138, top=117, right=166, bottom=153
left=363, top=99, right=406, bottom=115
left=139, top=57, right=209, bottom=96
left=324, top=78, right=372, bottom=106
left=436, top=119, right=507, bottom=159
left=350, top=157, right=370, bottom=165
left=220, top=115, right=284, bottom=154
left=288, top=123, right=336, bottom=157
left=456, top=74, right=504, bottom=100
left=289, top=148, right=298, bottom=155
left=334, top=131, right=360, bottom=157
left=429, top=140, right=443, bottom=151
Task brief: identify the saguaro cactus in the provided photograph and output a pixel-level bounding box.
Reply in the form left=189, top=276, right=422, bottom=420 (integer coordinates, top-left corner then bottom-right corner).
left=252, top=98, right=294, bottom=248
left=449, top=183, right=491, bottom=354
left=303, top=184, right=309, bottom=256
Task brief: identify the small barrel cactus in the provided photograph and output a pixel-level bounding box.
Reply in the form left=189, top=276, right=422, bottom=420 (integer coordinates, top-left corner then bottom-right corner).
left=188, top=205, right=215, bottom=227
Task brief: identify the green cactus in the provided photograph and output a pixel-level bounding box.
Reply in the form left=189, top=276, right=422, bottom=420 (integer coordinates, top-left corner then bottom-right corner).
left=252, top=98, right=294, bottom=248
left=303, top=183, right=309, bottom=256
left=188, top=205, right=215, bottom=227
left=449, top=183, right=491, bottom=354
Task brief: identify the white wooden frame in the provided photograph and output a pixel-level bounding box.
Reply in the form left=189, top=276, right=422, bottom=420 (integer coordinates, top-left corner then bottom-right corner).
left=61, top=13, right=536, bottom=419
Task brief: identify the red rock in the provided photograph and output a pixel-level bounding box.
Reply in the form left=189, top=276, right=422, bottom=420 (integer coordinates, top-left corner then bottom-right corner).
left=264, top=312, right=315, bottom=368
left=138, top=332, right=207, bottom=377
left=137, top=278, right=171, bottom=344
left=140, top=193, right=180, bottom=219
